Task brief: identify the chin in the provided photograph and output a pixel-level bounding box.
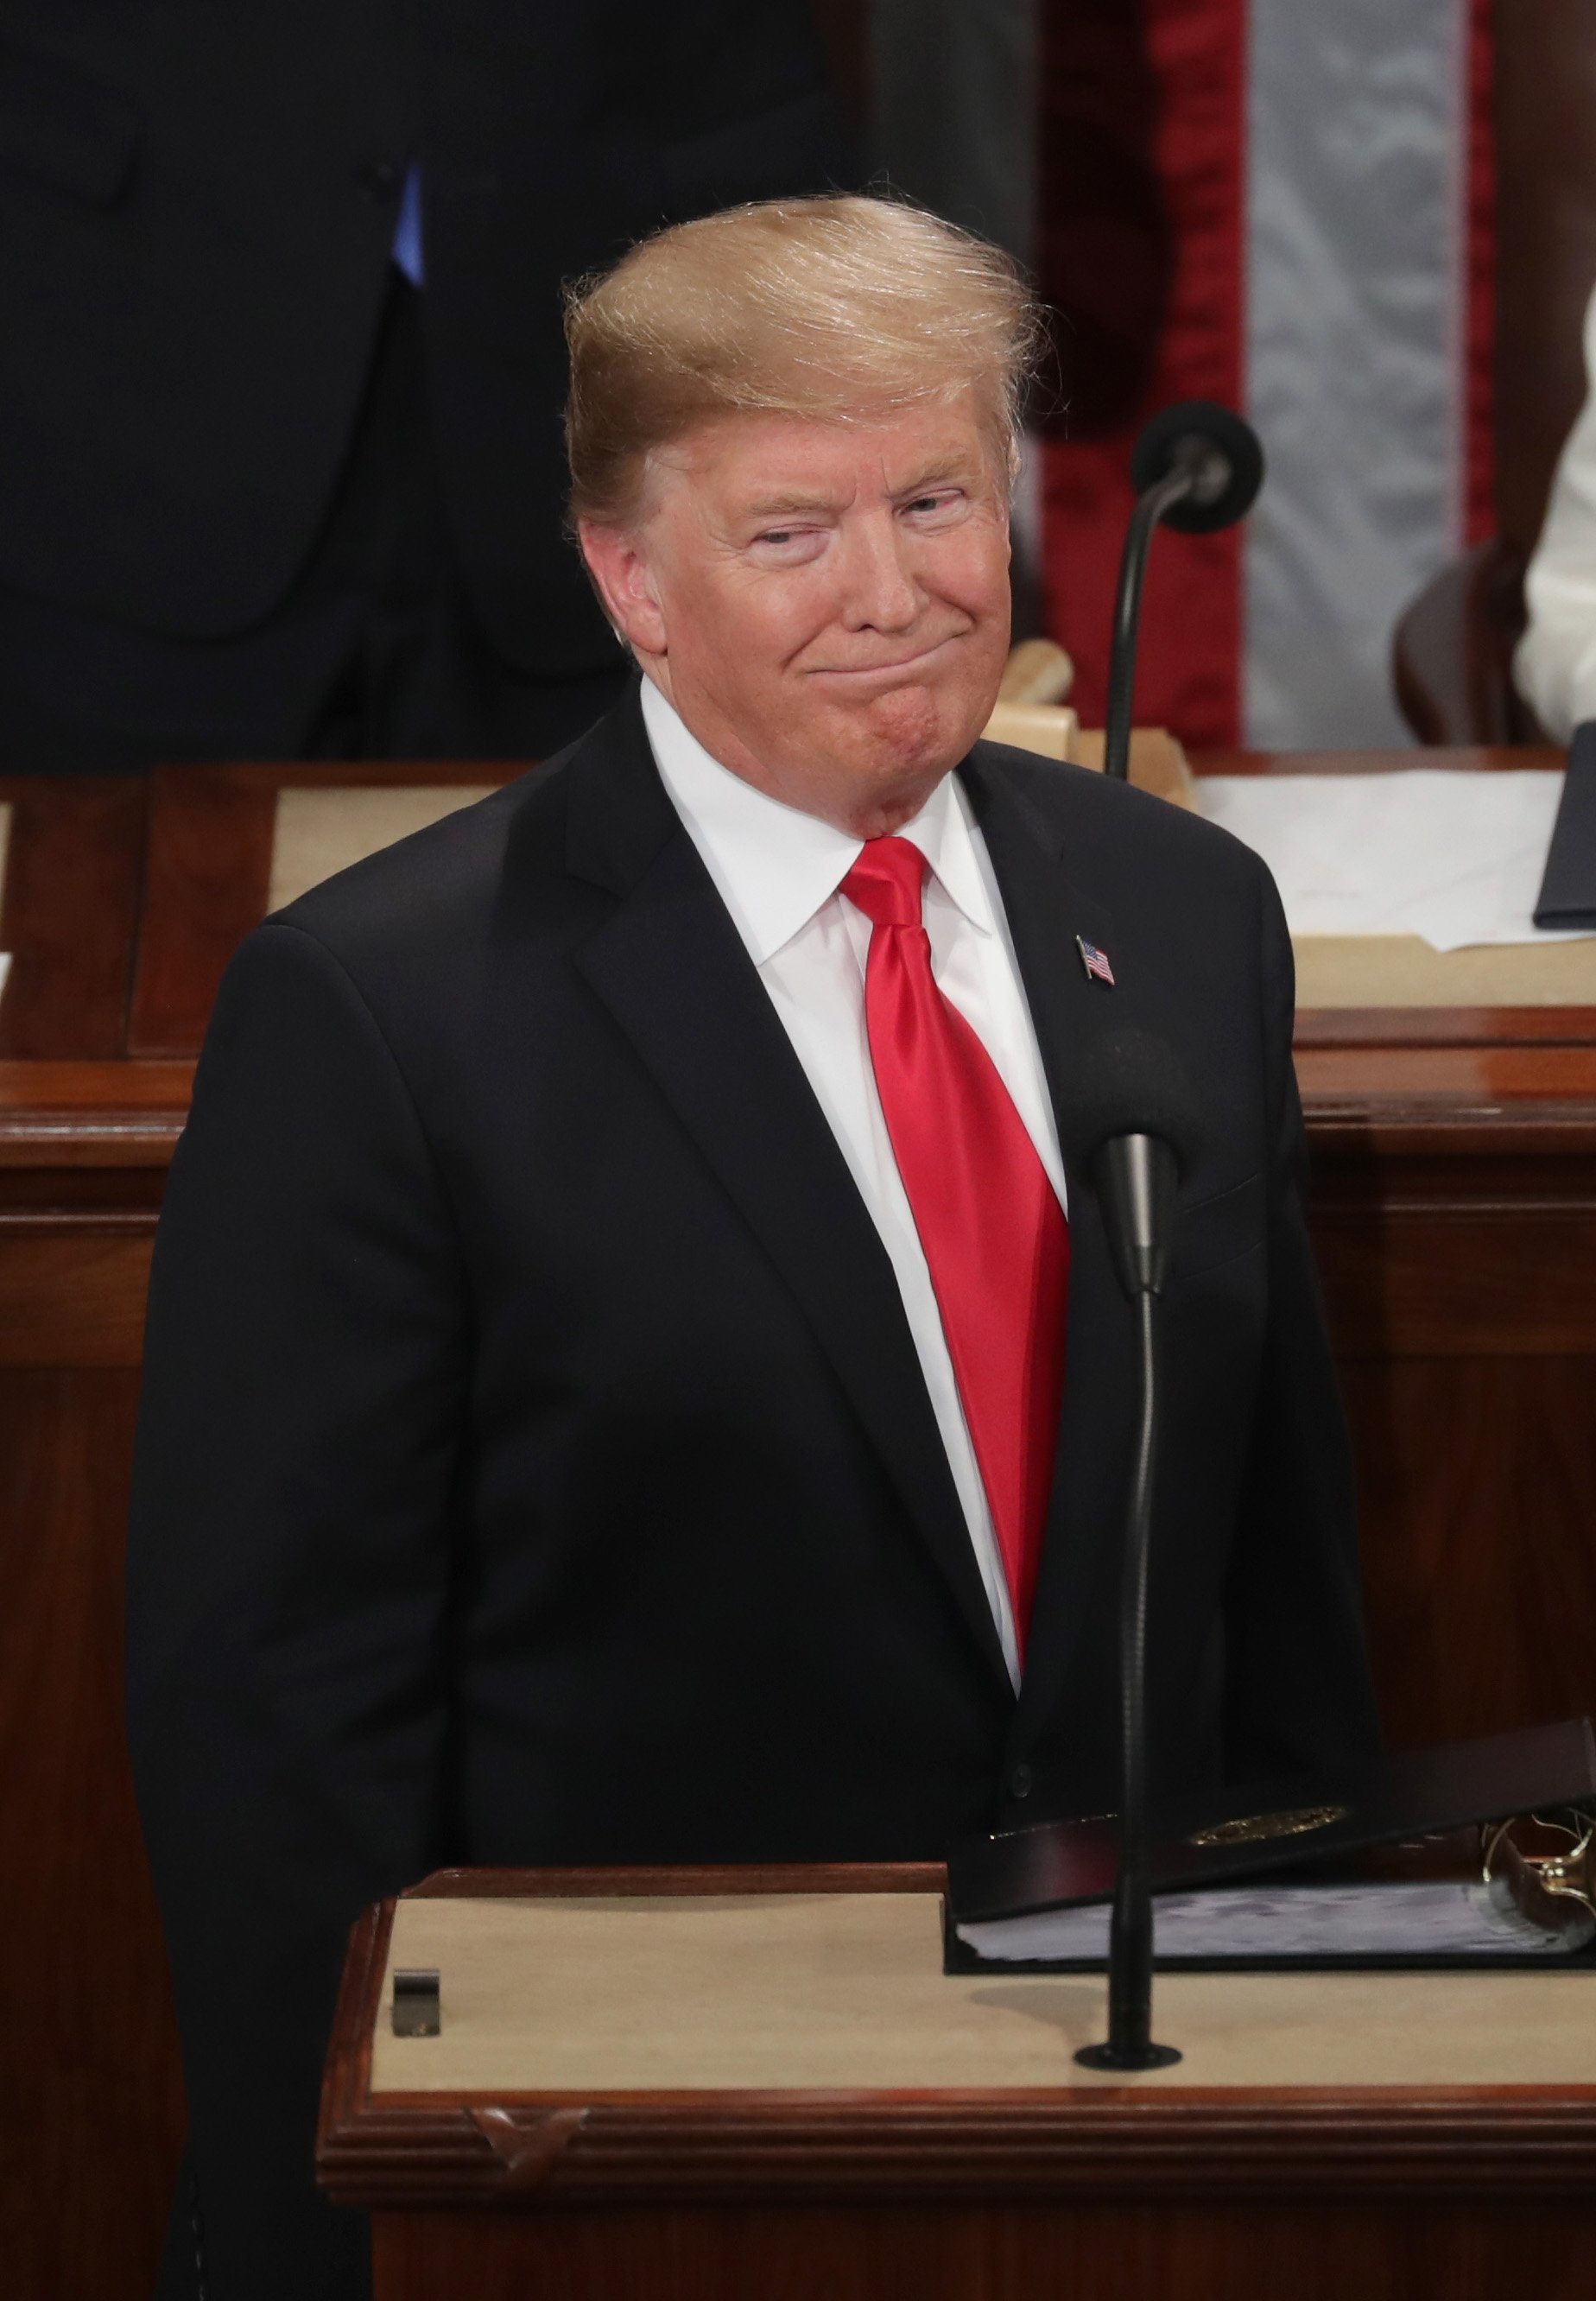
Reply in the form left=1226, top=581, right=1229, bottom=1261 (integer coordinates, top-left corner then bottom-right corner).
left=858, top=681, right=990, bottom=774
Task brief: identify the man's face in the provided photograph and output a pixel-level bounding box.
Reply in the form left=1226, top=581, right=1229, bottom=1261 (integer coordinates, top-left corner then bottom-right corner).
left=580, top=396, right=1012, bottom=837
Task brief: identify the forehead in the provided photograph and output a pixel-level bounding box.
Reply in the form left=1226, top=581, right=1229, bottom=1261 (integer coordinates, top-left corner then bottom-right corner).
left=650, top=395, right=996, bottom=514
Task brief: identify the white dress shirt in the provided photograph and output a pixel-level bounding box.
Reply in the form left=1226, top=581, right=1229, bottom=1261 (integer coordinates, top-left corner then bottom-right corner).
left=640, top=677, right=1067, bottom=1687
left=1517, top=285, right=1596, bottom=742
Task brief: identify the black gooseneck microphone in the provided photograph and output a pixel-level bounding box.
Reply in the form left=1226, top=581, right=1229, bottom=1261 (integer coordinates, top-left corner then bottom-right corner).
left=1105, top=401, right=1265, bottom=784
left=1060, top=1028, right=1205, bottom=2071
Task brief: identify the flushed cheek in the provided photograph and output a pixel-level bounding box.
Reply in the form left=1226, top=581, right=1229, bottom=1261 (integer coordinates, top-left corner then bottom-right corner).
left=932, top=568, right=1008, bottom=631
left=671, top=605, right=786, bottom=688
left=696, top=577, right=829, bottom=666
left=922, top=525, right=1010, bottom=604
left=750, top=579, right=842, bottom=655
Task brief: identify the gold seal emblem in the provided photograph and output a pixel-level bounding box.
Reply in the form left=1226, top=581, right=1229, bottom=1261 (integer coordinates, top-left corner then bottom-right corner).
left=1188, top=1803, right=1349, bottom=1848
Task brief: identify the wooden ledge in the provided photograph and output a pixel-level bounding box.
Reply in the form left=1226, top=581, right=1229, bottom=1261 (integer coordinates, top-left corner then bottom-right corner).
left=0, top=1062, right=193, bottom=1165
left=317, top=1871, right=1596, bottom=2211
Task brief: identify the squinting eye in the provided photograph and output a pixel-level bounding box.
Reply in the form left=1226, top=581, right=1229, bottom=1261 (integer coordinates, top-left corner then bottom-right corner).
left=749, top=525, right=827, bottom=558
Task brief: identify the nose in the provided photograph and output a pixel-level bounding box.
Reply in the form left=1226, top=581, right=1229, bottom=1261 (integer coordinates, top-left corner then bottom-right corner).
left=837, top=510, right=922, bottom=635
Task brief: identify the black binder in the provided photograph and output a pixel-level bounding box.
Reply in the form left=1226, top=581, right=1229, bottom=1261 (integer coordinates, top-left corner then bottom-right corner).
left=945, top=1718, right=1596, bottom=1975
left=1533, top=723, right=1596, bottom=929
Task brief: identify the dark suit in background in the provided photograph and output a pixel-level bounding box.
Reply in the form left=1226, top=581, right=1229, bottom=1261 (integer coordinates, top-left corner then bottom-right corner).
left=0, top=4, right=848, bottom=769
left=127, top=683, right=1380, bottom=2299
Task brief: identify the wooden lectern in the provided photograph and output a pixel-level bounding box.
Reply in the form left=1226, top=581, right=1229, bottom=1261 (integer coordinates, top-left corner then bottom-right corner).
left=319, top=1865, right=1596, bottom=2301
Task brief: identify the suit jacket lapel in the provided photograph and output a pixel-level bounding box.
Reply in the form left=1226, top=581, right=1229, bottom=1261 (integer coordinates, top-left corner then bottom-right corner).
left=564, top=694, right=1014, bottom=1696
left=960, top=747, right=1143, bottom=1729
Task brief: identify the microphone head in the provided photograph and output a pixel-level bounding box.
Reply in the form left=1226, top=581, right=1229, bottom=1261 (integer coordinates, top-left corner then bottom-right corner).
left=1056, top=1026, right=1206, bottom=1182
left=1130, top=400, right=1264, bottom=535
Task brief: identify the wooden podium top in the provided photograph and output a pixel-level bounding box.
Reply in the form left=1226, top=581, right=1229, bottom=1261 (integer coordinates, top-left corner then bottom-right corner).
left=317, top=1866, right=1596, bottom=2211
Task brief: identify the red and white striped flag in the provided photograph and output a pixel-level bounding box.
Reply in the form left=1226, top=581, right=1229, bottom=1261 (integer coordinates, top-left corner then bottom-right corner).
left=1038, top=0, right=1496, bottom=750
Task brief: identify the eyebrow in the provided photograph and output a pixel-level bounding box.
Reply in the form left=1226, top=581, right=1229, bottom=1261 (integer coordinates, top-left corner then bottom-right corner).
left=742, top=491, right=842, bottom=520
left=890, top=453, right=975, bottom=496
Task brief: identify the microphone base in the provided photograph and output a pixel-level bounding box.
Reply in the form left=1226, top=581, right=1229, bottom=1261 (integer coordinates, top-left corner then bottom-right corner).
left=1074, top=2039, right=1184, bottom=2072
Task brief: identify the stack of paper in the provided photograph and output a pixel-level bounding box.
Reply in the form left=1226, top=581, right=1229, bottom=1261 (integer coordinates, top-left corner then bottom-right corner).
left=956, top=1878, right=1589, bottom=1963
left=1195, top=770, right=1587, bottom=951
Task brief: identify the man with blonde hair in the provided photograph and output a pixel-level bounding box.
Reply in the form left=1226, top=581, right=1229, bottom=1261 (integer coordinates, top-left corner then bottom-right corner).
left=129, top=196, right=1378, bottom=2300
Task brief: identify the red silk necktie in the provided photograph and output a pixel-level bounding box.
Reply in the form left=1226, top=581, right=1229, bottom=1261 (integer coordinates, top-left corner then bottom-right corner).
left=841, top=837, right=1069, bottom=1659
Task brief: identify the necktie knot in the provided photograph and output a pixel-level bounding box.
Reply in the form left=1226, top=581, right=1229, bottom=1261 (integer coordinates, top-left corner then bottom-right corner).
left=840, top=836, right=927, bottom=931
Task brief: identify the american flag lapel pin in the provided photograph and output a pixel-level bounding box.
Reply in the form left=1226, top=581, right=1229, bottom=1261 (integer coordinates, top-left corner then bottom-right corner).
left=1076, top=935, right=1116, bottom=987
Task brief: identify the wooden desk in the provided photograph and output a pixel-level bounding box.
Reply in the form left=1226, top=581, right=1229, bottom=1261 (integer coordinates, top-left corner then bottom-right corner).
left=320, top=1866, right=1596, bottom=2301
left=3, top=745, right=1595, bottom=2297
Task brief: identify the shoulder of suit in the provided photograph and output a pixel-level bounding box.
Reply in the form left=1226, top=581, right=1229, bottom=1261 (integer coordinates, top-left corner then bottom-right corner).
left=969, top=736, right=1264, bottom=884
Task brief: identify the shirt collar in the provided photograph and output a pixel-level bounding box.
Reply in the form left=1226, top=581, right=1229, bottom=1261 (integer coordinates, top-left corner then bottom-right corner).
left=640, top=678, right=996, bottom=964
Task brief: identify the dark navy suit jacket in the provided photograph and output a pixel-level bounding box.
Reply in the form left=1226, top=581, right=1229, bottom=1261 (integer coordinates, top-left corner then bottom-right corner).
left=127, top=685, right=1379, bottom=2297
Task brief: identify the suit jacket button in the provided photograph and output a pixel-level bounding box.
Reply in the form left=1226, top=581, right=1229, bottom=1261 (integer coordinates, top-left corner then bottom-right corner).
left=1009, top=1763, right=1033, bottom=1799
left=356, top=160, right=402, bottom=202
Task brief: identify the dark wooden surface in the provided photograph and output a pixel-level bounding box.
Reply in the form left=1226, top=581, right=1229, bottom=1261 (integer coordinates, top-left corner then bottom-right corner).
left=369, top=2197, right=1596, bottom=2301
left=405, top=1860, right=948, bottom=1898
left=0, top=1368, right=186, bottom=2301
left=5, top=746, right=1596, bottom=2296
left=320, top=1869, right=1596, bottom=2301
left=0, top=778, right=149, bottom=1059
left=1308, top=1117, right=1596, bottom=1743
left=0, top=1056, right=191, bottom=2301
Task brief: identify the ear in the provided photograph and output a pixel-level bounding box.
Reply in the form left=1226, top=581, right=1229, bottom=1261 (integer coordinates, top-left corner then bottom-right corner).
left=579, top=519, right=668, bottom=658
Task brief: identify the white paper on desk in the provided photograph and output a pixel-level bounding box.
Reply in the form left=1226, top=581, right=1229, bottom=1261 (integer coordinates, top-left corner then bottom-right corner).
left=957, top=1880, right=1589, bottom=1963
left=0, top=953, right=10, bottom=1004
left=1195, top=771, right=1593, bottom=950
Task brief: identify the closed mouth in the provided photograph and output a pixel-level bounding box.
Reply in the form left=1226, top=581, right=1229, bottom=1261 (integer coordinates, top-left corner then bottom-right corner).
left=808, top=637, right=961, bottom=679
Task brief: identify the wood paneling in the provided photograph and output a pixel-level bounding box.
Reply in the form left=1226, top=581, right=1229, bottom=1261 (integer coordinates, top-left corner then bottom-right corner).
left=0, top=1055, right=187, bottom=2298
left=0, top=1060, right=193, bottom=1173
left=1300, top=1109, right=1596, bottom=1745
left=128, top=767, right=277, bottom=1055
left=0, top=779, right=148, bottom=1058
left=1308, top=1146, right=1596, bottom=1356
left=0, top=1370, right=185, bottom=2301
left=0, top=1064, right=187, bottom=1367
left=0, top=1234, right=155, bottom=1366
left=1297, top=1006, right=1596, bottom=1046
left=1297, top=1044, right=1596, bottom=1114
left=371, top=2198, right=1596, bottom=2301
left=1343, top=1354, right=1596, bottom=1746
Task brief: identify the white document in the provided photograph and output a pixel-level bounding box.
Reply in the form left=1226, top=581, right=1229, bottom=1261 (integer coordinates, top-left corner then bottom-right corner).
left=1196, top=770, right=1590, bottom=951
left=957, top=1879, right=1589, bottom=1963
left=0, top=953, right=10, bottom=1005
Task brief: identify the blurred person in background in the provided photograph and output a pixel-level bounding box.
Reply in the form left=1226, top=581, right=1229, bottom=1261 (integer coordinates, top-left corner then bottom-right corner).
left=0, top=3, right=850, bottom=772
left=1517, top=281, right=1596, bottom=742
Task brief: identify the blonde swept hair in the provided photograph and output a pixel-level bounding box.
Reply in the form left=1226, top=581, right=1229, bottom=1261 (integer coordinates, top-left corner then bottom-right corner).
left=563, top=194, right=1043, bottom=529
